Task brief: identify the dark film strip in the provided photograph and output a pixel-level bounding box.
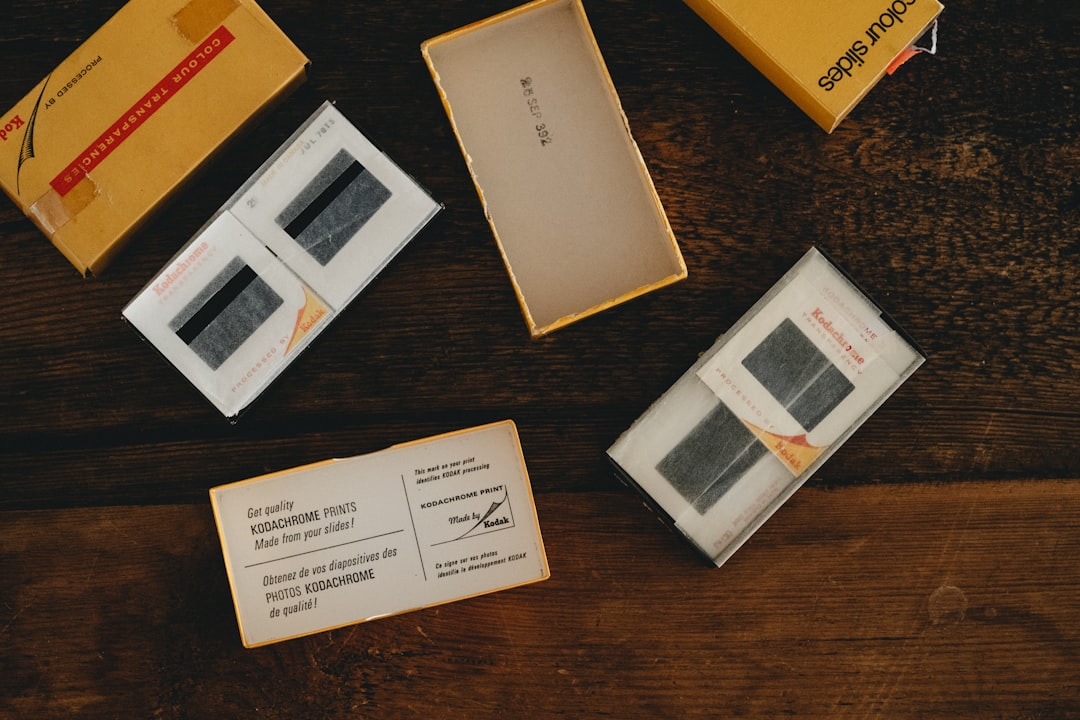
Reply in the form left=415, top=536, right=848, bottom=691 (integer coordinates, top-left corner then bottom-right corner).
left=169, top=257, right=283, bottom=370
left=741, top=318, right=854, bottom=431
left=656, top=402, right=768, bottom=514
left=276, top=148, right=393, bottom=266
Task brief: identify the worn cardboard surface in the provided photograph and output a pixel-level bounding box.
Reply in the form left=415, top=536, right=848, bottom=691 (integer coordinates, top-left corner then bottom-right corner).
left=0, top=0, right=309, bottom=275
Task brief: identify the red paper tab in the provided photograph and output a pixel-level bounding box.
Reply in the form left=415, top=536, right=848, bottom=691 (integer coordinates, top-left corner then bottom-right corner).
left=885, top=46, right=920, bottom=75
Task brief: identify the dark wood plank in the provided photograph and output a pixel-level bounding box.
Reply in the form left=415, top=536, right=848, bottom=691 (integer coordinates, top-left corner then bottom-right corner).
left=2, top=484, right=1078, bottom=718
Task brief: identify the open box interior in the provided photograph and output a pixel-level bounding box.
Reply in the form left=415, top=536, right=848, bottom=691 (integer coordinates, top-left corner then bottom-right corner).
left=423, top=0, right=686, bottom=336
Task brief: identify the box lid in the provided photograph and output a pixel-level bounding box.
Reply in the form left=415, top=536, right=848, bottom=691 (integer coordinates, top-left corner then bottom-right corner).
left=423, top=0, right=686, bottom=336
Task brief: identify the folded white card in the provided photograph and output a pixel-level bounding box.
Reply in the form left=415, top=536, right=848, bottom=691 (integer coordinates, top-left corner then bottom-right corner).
left=124, top=101, right=440, bottom=418
left=210, top=421, right=550, bottom=647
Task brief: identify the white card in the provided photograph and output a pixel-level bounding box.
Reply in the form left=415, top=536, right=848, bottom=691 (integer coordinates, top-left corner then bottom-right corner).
left=231, top=103, right=441, bottom=309
left=210, top=421, right=549, bottom=647
left=608, top=248, right=924, bottom=567
left=122, top=213, right=332, bottom=416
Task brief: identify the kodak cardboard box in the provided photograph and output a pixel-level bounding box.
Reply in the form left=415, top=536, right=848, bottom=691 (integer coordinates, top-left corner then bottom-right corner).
left=0, top=0, right=309, bottom=275
left=422, top=0, right=686, bottom=337
left=684, top=0, right=943, bottom=131
left=210, top=421, right=550, bottom=647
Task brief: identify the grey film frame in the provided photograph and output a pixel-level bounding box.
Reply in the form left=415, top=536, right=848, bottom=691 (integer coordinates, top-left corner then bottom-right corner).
left=275, top=148, right=393, bottom=267
left=656, top=317, right=854, bottom=514
left=167, top=256, right=284, bottom=371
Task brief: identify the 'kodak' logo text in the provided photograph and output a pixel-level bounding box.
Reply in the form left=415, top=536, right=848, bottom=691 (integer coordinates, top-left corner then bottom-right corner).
left=0, top=115, right=24, bottom=142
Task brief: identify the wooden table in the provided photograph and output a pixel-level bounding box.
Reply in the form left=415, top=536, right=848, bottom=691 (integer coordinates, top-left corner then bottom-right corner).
left=2, top=1, right=1077, bottom=716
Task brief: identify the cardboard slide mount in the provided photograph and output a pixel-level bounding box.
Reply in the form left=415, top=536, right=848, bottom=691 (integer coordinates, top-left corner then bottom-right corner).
left=0, top=0, right=309, bottom=274
left=122, top=102, right=442, bottom=419
left=608, top=248, right=925, bottom=567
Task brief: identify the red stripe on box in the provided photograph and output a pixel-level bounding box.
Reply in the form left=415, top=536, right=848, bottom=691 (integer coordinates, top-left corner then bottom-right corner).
left=50, top=25, right=236, bottom=197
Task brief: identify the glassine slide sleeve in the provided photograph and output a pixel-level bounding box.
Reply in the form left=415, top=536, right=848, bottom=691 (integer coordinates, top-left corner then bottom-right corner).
left=607, top=247, right=925, bottom=567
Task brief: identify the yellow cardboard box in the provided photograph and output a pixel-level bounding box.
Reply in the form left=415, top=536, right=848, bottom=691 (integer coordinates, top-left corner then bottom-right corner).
left=685, top=0, right=943, bottom=131
left=0, top=0, right=309, bottom=275
left=423, top=0, right=686, bottom=337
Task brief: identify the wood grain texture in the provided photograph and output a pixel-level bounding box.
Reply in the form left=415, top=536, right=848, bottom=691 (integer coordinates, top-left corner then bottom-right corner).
left=2, top=486, right=1078, bottom=718
left=0, top=0, right=1078, bottom=717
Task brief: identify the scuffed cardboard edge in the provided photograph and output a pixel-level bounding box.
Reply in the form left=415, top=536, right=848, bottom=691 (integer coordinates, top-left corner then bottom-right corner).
left=0, top=0, right=310, bottom=276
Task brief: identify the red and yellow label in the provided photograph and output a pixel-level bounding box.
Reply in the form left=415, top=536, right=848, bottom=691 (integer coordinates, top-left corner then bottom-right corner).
left=285, top=286, right=329, bottom=355
left=743, top=422, right=825, bottom=476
